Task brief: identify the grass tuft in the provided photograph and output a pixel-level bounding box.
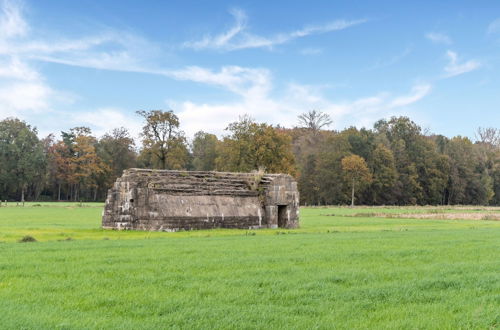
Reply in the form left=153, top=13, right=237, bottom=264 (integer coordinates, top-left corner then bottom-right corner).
left=18, top=235, right=37, bottom=243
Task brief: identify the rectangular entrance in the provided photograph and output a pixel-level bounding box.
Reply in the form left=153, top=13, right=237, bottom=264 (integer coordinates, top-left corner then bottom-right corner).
left=277, top=205, right=288, bottom=228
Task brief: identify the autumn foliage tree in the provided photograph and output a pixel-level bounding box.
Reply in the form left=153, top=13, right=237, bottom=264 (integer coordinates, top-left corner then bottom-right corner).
left=137, top=110, right=188, bottom=170
left=216, top=116, right=296, bottom=175
left=49, top=140, right=74, bottom=200
left=71, top=127, right=108, bottom=201
left=341, top=154, right=372, bottom=206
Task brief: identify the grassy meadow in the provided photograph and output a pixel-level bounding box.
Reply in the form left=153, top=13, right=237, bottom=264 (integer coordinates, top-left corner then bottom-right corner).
left=0, top=203, right=499, bottom=328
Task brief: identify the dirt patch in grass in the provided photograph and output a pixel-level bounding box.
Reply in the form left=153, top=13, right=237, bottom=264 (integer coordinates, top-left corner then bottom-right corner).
left=355, top=212, right=499, bottom=221
left=397, top=213, right=500, bottom=221
left=326, top=211, right=500, bottom=220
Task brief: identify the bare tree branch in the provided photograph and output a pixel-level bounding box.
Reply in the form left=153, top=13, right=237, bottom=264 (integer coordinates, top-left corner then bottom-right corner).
left=298, top=110, right=332, bottom=131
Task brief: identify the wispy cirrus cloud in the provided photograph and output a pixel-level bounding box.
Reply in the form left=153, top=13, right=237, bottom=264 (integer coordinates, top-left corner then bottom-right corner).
left=165, top=65, right=271, bottom=98
left=184, top=8, right=367, bottom=51
left=0, top=0, right=27, bottom=39
left=487, top=18, right=500, bottom=35
left=443, top=50, right=481, bottom=77
left=426, top=32, right=452, bottom=45
left=0, top=0, right=161, bottom=75
left=389, top=84, right=431, bottom=108
left=0, top=1, right=56, bottom=119
left=9, top=32, right=161, bottom=73
left=299, top=47, right=323, bottom=55
left=0, top=0, right=145, bottom=133
left=186, top=8, right=248, bottom=50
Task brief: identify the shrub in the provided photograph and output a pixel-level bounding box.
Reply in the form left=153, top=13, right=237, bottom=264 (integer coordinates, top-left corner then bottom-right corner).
left=18, top=235, right=37, bottom=243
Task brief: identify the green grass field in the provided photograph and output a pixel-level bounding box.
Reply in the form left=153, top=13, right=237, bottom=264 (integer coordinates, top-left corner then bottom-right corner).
left=0, top=203, right=499, bottom=329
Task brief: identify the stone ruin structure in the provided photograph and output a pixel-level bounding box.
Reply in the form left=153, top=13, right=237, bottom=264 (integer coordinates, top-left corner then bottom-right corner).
left=102, top=168, right=299, bottom=231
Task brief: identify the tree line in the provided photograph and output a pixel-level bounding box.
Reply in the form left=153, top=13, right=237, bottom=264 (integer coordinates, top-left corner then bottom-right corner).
left=0, top=110, right=498, bottom=205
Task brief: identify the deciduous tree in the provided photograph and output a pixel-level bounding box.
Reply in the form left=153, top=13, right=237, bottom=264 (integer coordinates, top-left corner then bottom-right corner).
left=192, top=131, right=218, bottom=171
left=341, top=154, right=372, bottom=206
left=216, top=116, right=296, bottom=175
left=98, top=128, right=137, bottom=175
left=0, top=118, right=45, bottom=202
left=370, top=144, right=397, bottom=204
left=137, top=110, right=188, bottom=170
left=298, top=110, right=332, bottom=131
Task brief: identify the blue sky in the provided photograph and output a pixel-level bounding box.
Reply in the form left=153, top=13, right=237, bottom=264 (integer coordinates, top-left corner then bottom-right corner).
left=0, top=0, right=499, bottom=140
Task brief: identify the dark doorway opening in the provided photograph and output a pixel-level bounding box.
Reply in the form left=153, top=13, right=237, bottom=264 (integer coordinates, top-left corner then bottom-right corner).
left=277, top=205, right=288, bottom=228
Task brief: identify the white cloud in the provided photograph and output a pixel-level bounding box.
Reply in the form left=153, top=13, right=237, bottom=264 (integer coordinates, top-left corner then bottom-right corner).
left=0, top=0, right=160, bottom=75
left=0, top=56, right=39, bottom=80
left=286, top=19, right=367, bottom=39
left=166, top=65, right=271, bottom=98
left=0, top=1, right=62, bottom=120
left=9, top=32, right=160, bottom=74
left=184, top=9, right=367, bottom=51
left=0, top=82, right=53, bottom=116
left=172, top=66, right=280, bottom=135
left=74, top=108, right=142, bottom=139
left=443, top=50, right=481, bottom=77
left=487, top=18, right=500, bottom=34
left=186, top=8, right=247, bottom=50
left=425, top=32, right=452, bottom=45
left=171, top=66, right=432, bottom=136
left=0, top=0, right=157, bottom=133
left=0, top=0, right=27, bottom=39
left=389, top=84, right=431, bottom=108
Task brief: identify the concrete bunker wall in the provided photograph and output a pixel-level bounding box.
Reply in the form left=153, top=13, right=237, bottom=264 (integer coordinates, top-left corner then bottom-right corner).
left=102, top=169, right=299, bottom=231
left=263, top=175, right=299, bottom=229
